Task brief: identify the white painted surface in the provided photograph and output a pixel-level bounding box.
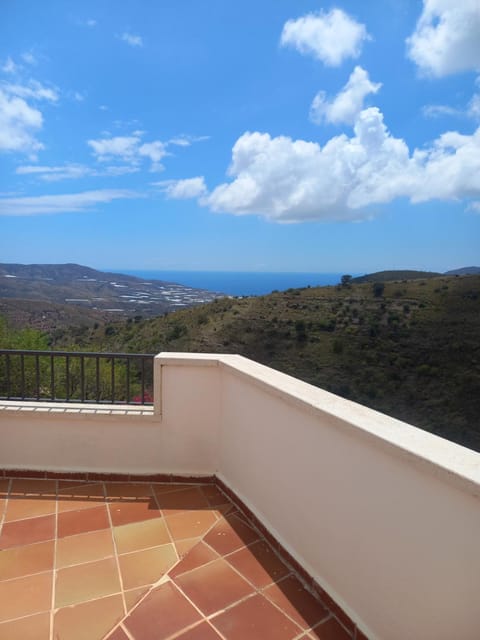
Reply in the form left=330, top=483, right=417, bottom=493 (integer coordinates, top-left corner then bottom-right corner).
left=1, top=352, right=479, bottom=639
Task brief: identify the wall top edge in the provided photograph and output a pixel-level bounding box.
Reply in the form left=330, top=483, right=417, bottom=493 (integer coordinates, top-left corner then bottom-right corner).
left=158, top=353, right=480, bottom=494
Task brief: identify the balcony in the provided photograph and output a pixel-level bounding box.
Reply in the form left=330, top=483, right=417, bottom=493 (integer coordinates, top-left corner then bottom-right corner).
left=1, top=353, right=479, bottom=639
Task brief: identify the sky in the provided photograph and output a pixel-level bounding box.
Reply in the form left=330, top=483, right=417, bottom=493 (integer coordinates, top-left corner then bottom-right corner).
left=0, top=0, right=479, bottom=273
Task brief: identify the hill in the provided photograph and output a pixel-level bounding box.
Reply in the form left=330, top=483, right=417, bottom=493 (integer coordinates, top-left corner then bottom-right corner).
left=445, top=266, right=480, bottom=275
left=0, top=263, right=219, bottom=321
left=352, top=270, right=441, bottom=283
left=83, top=273, right=479, bottom=452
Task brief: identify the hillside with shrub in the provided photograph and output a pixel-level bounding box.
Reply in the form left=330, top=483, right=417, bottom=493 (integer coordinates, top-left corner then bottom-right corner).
left=2, top=273, right=479, bottom=452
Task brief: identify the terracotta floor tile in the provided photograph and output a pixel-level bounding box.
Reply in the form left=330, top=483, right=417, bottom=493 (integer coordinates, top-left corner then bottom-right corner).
left=174, top=557, right=254, bottom=616
left=225, top=540, right=290, bottom=588
left=58, top=480, right=89, bottom=490
left=155, top=487, right=210, bottom=515
left=0, top=611, right=50, bottom=639
left=57, top=482, right=106, bottom=513
left=309, top=617, right=352, bottom=640
left=56, top=528, right=115, bottom=568
left=105, top=483, right=153, bottom=500
left=200, top=485, right=231, bottom=507
left=164, top=509, right=217, bottom=541
left=55, top=556, right=121, bottom=608
left=124, top=580, right=202, bottom=640
left=151, top=483, right=192, bottom=496
left=57, top=505, right=110, bottom=538
left=0, top=571, right=52, bottom=622
left=211, top=593, right=301, bottom=640
left=169, top=540, right=219, bottom=579
left=174, top=621, right=224, bottom=639
left=53, top=593, right=124, bottom=640
left=203, top=513, right=259, bottom=556
left=10, top=479, right=56, bottom=495
left=263, top=575, right=329, bottom=630
left=0, top=479, right=10, bottom=495
left=4, top=494, right=57, bottom=522
left=105, top=626, right=130, bottom=640
left=108, top=498, right=161, bottom=527
left=0, top=513, right=55, bottom=550
left=124, top=586, right=149, bottom=611
left=113, top=517, right=170, bottom=555
left=0, top=539, right=54, bottom=580
left=118, top=543, right=177, bottom=590
left=174, top=536, right=202, bottom=559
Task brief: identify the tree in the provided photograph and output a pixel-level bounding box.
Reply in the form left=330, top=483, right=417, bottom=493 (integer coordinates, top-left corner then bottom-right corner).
left=341, top=275, right=352, bottom=287
left=372, top=282, right=385, bottom=298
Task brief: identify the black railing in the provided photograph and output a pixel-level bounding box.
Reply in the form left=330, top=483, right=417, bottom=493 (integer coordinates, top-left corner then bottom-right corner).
left=0, top=350, right=155, bottom=405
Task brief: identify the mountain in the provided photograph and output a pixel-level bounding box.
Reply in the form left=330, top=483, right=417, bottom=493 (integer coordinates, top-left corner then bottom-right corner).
left=0, top=263, right=219, bottom=321
left=351, top=270, right=441, bottom=283
left=444, top=266, right=480, bottom=275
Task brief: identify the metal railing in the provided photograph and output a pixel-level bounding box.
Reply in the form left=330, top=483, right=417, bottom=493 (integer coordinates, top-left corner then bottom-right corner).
left=0, top=350, right=155, bottom=405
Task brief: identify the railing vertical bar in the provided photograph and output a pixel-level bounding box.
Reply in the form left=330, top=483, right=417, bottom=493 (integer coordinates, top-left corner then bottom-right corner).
left=35, top=354, right=40, bottom=400
left=20, top=354, right=25, bottom=399
left=65, top=355, right=70, bottom=402
left=111, top=357, right=115, bottom=403
left=96, top=356, right=100, bottom=402
left=6, top=353, right=11, bottom=399
left=141, top=357, right=146, bottom=405
left=50, top=354, right=55, bottom=400
left=80, top=355, right=85, bottom=402
left=126, top=358, right=130, bottom=404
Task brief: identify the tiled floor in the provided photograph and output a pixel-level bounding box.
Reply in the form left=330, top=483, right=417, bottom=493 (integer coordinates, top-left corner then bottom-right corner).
left=0, top=476, right=352, bottom=640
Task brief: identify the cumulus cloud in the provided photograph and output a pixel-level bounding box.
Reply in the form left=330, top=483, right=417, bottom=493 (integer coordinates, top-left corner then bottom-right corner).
left=280, top=8, right=369, bottom=66
left=0, top=189, right=136, bottom=216
left=0, top=88, right=44, bottom=156
left=120, top=32, right=143, bottom=47
left=310, top=66, right=381, bottom=125
left=156, top=177, right=207, bottom=199
left=88, top=132, right=167, bottom=171
left=21, top=52, right=37, bottom=66
left=202, top=108, right=480, bottom=222
left=407, top=0, right=480, bottom=76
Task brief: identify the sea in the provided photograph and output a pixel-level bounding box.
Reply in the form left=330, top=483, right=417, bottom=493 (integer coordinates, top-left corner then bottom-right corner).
left=113, top=270, right=345, bottom=297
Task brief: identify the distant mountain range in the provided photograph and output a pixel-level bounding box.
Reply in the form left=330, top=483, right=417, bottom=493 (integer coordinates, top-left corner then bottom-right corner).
left=0, top=263, right=219, bottom=322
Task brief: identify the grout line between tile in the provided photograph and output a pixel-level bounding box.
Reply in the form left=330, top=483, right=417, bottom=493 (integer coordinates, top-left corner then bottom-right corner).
left=104, top=483, right=129, bottom=618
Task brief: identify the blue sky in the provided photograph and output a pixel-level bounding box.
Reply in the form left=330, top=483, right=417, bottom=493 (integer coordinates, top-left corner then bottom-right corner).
left=0, top=0, right=479, bottom=273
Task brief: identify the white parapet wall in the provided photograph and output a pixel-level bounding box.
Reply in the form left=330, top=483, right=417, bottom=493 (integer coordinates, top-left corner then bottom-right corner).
left=1, top=352, right=479, bottom=639
left=157, top=353, right=480, bottom=640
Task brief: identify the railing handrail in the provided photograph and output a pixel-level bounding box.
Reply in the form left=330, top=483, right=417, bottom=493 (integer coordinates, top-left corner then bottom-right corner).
left=0, top=349, right=154, bottom=358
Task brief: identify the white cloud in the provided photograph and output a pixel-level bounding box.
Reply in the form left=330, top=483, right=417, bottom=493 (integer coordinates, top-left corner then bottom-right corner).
left=16, top=163, right=140, bottom=181
left=86, top=19, right=97, bottom=27
left=88, top=133, right=167, bottom=171
left=468, top=93, right=480, bottom=119
left=422, top=104, right=462, bottom=118
left=280, top=8, right=369, bottom=66
left=0, top=88, right=44, bottom=156
left=203, top=108, right=480, bottom=222
left=156, top=177, right=207, bottom=199
left=2, top=57, right=19, bottom=74
left=3, top=80, right=59, bottom=102
left=407, top=0, right=480, bottom=77
left=21, top=52, right=37, bottom=66
left=0, top=189, right=136, bottom=216
left=16, top=164, right=91, bottom=181
left=467, top=201, right=480, bottom=213
left=88, top=135, right=141, bottom=162
left=310, top=66, right=381, bottom=125
left=169, top=134, right=210, bottom=147
left=120, top=32, right=143, bottom=47
left=138, top=141, right=167, bottom=171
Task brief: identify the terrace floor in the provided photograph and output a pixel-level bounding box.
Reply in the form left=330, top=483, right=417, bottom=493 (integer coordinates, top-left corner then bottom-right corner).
left=0, top=474, right=352, bottom=640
